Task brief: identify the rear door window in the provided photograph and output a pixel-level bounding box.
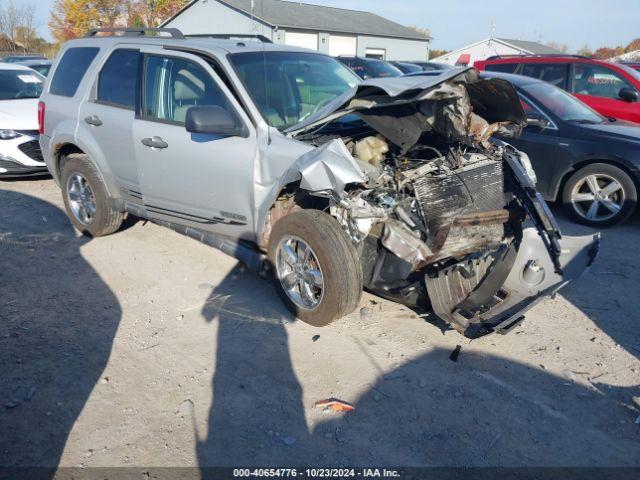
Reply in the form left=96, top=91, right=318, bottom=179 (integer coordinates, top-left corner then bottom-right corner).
left=97, top=49, right=140, bottom=109
left=485, top=63, right=520, bottom=74
left=50, top=47, right=99, bottom=97
left=521, top=63, right=568, bottom=89
left=570, top=63, right=633, bottom=99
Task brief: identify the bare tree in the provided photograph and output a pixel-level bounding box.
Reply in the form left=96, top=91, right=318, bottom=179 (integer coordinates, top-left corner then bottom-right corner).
left=0, top=0, right=37, bottom=52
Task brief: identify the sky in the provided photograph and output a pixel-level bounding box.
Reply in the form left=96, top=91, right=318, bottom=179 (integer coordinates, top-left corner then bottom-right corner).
left=34, top=0, right=640, bottom=51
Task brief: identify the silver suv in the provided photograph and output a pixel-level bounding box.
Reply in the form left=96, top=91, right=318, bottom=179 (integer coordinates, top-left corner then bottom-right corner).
left=40, top=28, right=598, bottom=337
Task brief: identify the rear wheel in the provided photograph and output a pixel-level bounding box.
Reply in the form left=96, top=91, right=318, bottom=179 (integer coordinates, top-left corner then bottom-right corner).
left=562, top=163, right=637, bottom=227
left=268, top=210, right=362, bottom=326
left=60, top=154, right=124, bottom=237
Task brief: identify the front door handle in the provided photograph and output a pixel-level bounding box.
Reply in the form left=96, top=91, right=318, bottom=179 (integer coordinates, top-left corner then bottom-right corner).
left=141, top=136, right=168, bottom=149
left=84, top=115, right=102, bottom=126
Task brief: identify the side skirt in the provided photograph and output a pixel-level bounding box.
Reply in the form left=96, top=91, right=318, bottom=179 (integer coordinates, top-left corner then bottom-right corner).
left=155, top=219, right=266, bottom=275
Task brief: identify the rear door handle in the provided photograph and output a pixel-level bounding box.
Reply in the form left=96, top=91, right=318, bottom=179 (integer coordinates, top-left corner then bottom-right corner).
left=141, top=136, right=168, bottom=149
left=84, top=115, right=102, bottom=126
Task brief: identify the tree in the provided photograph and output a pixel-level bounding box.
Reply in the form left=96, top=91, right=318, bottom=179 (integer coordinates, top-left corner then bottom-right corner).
left=0, top=0, right=36, bottom=52
left=49, top=0, right=127, bottom=43
left=592, top=47, right=617, bottom=59
left=576, top=44, right=593, bottom=57
left=429, top=49, right=449, bottom=60
left=545, top=41, right=569, bottom=53
left=625, top=38, right=640, bottom=53
left=49, top=0, right=188, bottom=42
left=127, top=0, right=190, bottom=28
left=407, top=25, right=431, bottom=39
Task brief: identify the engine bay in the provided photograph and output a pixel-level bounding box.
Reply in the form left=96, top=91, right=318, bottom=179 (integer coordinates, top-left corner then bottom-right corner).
left=280, top=69, right=596, bottom=337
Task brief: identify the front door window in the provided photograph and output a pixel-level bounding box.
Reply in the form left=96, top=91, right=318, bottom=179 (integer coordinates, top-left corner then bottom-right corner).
left=142, top=55, right=234, bottom=125
left=571, top=64, right=632, bottom=99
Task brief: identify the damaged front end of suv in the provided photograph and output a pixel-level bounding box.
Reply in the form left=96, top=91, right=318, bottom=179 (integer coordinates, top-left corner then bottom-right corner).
left=282, top=68, right=599, bottom=337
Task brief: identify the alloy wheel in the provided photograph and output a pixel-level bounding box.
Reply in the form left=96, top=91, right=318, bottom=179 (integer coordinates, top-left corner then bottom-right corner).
left=66, top=172, right=96, bottom=225
left=275, top=235, right=324, bottom=310
left=570, top=173, right=625, bottom=223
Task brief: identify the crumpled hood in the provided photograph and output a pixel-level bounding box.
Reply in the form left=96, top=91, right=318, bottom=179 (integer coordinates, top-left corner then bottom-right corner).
left=0, top=99, right=39, bottom=130
left=288, top=67, right=527, bottom=152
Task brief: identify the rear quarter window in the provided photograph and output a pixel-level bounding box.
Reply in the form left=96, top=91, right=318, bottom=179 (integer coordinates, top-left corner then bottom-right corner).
left=50, top=47, right=99, bottom=97
left=485, top=63, right=520, bottom=74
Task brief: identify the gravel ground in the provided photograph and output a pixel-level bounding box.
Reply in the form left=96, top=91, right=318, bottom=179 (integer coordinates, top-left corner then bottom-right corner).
left=1, top=178, right=639, bottom=469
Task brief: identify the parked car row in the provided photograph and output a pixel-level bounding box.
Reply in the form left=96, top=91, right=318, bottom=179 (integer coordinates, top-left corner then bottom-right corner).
left=336, top=57, right=452, bottom=79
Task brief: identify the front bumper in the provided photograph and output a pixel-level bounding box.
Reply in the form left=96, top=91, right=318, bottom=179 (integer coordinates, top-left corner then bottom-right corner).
left=426, top=228, right=600, bottom=338
left=0, top=133, right=48, bottom=178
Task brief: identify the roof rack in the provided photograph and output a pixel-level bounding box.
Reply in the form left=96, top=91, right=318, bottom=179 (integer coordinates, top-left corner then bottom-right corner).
left=185, top=34, right=272, bottom=43
left=84, top=27, right=185, bottom=39
left=485, top=53, right=591, bottom=61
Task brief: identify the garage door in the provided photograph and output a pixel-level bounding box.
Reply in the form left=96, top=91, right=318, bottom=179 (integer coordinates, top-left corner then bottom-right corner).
left=329, top=35, right=357, bottom=57
left=365, top=48, right=386, bottom=60
left=285, top=31, right=318, bottom=51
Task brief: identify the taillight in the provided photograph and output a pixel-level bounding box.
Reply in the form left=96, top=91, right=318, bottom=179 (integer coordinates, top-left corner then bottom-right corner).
left=38, top=101, right=45, bottom=135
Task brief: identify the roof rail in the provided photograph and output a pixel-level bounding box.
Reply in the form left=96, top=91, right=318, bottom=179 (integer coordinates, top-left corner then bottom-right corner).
left=485, top=53, right=590, bottom=61
left=185, top=34, right=273, bottom=43
left=84, top=27, right=185, bottom=39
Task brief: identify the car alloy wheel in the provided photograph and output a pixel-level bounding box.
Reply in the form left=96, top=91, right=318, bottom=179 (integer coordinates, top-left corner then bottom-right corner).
left=66, top=172, right=96, bottom=225
left=275, top=235, right=324, bottom=310
left=570, top=173, right=625, bottom=223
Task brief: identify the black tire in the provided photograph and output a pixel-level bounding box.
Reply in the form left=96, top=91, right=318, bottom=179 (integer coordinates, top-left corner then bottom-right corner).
left=267, top=209, right=362, bottom=326
left=562, top=163, right=637, bottom=227
left=60, top=154, right=124, bottom=237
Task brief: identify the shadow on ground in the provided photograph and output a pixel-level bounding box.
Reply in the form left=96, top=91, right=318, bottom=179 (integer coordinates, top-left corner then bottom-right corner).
left=196, top=262, right=640, bottom=467
left=551, top=203, right=640, bottom=360
left=0, top=190, right=121, bottom=469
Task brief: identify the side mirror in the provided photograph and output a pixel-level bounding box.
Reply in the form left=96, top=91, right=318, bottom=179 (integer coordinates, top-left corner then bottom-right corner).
left=526, top=114, right=550, bottom=129
left=185, top=106, right=245, bottom=136
left=619, top=87, right=639, bottom=103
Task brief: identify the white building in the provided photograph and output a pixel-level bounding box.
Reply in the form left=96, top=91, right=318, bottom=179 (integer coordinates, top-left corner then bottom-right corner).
left=432, top=38, right=561, bottom=67
left=161, top=0, right=431, bottom=61
left=611, top=50, right=640, bottom=63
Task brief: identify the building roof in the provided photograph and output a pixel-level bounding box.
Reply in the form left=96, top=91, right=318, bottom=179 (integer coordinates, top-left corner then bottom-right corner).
left=497, top=38, right=561, bottom=55
left=162, top=0, right=430, bottom=41
left=430, top=37, right=562, bottom=63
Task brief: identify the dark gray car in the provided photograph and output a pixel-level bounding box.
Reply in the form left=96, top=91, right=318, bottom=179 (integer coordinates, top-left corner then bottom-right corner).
left=39, top=28, right=598, bottom=337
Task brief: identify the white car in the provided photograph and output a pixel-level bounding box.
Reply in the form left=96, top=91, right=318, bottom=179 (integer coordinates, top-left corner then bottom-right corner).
left=0, top=63, right=46, bottom=178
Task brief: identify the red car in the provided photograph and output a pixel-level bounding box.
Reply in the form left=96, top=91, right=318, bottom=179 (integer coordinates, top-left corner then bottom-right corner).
left=622, top=62, right=640, bottom=72
left=475, top=55, right=640, bottom=124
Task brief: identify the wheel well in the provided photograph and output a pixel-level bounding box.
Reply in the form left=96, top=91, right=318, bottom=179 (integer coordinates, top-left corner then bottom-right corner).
left=555, top=159, right=640, bottom=201
left=259, top=185, right=331, bottom=251
left=55, top=143, right=85, bottom=175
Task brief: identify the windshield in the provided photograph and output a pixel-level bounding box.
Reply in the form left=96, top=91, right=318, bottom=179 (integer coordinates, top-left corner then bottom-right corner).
left=367, top=60, right=402, bottom=78
left=522, top=82, right=604, bottom=123
left=28, top=64, right=51, bottom=77
left=229, top=51, right=361, bottom=130
left=0, top=69, right=44, bottom=100
left=618, top=63, right=640, bottom=82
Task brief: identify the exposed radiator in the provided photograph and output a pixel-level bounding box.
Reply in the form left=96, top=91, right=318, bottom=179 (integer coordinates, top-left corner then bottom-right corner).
left=413, top=160, right=505, bottom=230
left=413, top=159, right=506, bottom=258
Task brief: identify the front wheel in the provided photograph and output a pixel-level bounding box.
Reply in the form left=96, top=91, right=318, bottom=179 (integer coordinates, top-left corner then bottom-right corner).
left=562, top=163, right=637, bottom=227
left=267, top=210, right=363, bottom=326
left=60, top=154, right=124, bottom=237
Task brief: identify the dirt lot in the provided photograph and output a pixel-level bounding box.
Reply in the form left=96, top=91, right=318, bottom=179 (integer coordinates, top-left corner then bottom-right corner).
left=1, top=178, right=639, bottom=469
